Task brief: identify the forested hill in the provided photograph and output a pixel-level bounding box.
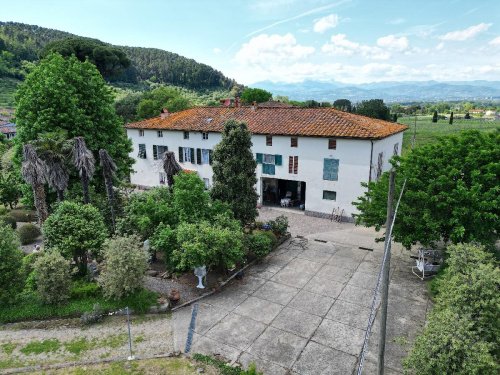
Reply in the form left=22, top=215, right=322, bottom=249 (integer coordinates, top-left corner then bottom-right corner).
left=0, top=21, right=238, bottom=90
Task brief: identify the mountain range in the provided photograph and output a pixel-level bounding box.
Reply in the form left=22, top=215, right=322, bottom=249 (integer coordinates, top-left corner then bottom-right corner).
left=254, top=80, right=500, bottom=103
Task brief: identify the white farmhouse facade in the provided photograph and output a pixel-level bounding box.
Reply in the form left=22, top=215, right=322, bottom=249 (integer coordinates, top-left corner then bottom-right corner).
left=125, top=106, right=406, bottom=220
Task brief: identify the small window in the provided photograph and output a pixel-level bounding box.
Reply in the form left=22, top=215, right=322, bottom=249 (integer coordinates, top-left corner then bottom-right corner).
left=202, top=132, right=209, bottom=140
left=288, top=156, right=298, bottom=174
left=139, top=129, right=144, bottom=137
left=203, top=178, right=210, bottom=189
left=157, top=130, right=163, bottom=138
left=266, top=135, right=272, bottom=146
left=184, top=131, right=190, bottom=139
left=153, top=145, right=168, bottom=160
left=138, top=144, right=146, bottom=159
left=328, top=139, right=336, bottom=149
left=262, top=163, right=275, bottom=175
left=393, top=143, right=399, bottom=156
left=323, top=190, right=337, bottom=200
left=291, top=137, right=298, bottom=147
left=323, top=158, right=339, bottom=181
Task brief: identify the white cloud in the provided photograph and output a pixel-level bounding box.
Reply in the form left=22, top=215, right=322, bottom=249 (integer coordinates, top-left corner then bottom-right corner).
left=489, top=36, right=500, bottom=45
left=436, top=42, right=445, bottom=50
left=322, top=34, right=390, bottom=60
left=376, top=35, right=409, bottom=51
left=440, top=23, right=491, bottom=41
left=234, top=33, right=315, bottom=66
left=313, top=14, right=339, bottom=33
left=213, top=47, right=222, bottom=54
left=388, top=18, right=405, bottom=25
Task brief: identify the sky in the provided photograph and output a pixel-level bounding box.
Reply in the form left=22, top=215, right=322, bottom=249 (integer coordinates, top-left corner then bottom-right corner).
left=1, top=0, right=500, bottom=85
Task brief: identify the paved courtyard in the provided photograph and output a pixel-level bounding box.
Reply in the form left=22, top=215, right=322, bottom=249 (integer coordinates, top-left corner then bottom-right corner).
left=172, top=209, right=431, bottom=375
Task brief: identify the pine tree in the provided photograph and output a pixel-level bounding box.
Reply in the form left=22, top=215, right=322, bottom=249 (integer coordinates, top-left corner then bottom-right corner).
left=211, top=120, right=258, bottom=224
left=449, top=111, right=454, bottom=125
left=432, top=110, right=438, bottom=123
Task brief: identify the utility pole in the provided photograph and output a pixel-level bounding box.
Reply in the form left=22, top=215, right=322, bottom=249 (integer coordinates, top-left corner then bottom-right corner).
left=377, top=169, right=396, bottom=375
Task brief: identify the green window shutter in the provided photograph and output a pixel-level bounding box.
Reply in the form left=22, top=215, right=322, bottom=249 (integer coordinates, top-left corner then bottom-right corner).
left=275, top=154, right=282, bottom=166
left=323, top=159, right=339, bottom=181
left=178, top=147, right=184, bottom=163
left=190, top=148, right=195, bottom=163
left=269, top=164, right=275, bottom=175
left=256, top=153, right=263, bottom=164
left=263, top=163, right=275, bottom=175
left=153, top=145, right=158, bottom=160
left=209, top=150, right=213, bottom=165
left=196, top=148, right=202, bottom=164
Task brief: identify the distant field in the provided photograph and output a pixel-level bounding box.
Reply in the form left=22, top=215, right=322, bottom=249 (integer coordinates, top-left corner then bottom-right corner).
left=0, top=77, right=20, bottom=108
left=398, top=116, right=500, bottom=153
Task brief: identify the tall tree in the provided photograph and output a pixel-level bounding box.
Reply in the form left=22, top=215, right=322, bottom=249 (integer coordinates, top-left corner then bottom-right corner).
left=162, top=151, right=182, bottom=188
left=72, top=137, right=95, bottom=204
left=449, top=111, right=454, bottom=125
left=333, top=99, right=352, bottom=112
left=211, top=120, right=258, bottom=224
left=21, top=144, right=48, bottom=223
left=240, top=88, right=273, bottom=104
left=432, top=110, right=438, bottom=123
left=355, top=99, right=390, bottom=120
left=99, top=149, right=117, bottom=230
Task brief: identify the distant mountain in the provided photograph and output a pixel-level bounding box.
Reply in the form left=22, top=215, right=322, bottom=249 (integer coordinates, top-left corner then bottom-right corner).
left=0, top=21, right=239, bottom=91
left=254, top=80, right=500, bottom=103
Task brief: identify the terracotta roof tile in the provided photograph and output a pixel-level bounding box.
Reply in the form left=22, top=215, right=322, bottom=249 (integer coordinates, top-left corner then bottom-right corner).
left=125, top=107, right=407, bottom=139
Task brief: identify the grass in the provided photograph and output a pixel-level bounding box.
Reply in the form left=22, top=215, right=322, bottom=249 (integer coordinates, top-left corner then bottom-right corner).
left=398, top=116, right=500, bottom=153
left=1, top=342, right=17, bottom=355
left=63, top=334, right=128, bottom=356
left=20, top=339, right=61, bottom=355
left=193, top=354, right=261, bottom=375
left=0, top=288, right=157, bottom=324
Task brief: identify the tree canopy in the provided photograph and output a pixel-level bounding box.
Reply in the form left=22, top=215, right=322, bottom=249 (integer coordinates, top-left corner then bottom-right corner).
left=136, top=86, right=190, bottom=119
left=15, top=53, right=133, bottom=180
left=240, top=88, right=273, bottom=104
left=353, top=130, right=499, bottom=249
left=333, top=99, right=352, bottom=112
left=355, top=99, right=390, bottom=120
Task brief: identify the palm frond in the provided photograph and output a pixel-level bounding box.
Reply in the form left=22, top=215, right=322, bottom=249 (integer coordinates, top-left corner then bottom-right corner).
left=72, top=137, right=95, bottom=178
left=21, top=144, right=46, bottom=185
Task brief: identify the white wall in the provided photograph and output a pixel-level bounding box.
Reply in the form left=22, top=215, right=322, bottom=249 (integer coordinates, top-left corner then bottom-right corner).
left=370, top=132, right=404, bottom=182
left=127, top=128, right=404, bottom=217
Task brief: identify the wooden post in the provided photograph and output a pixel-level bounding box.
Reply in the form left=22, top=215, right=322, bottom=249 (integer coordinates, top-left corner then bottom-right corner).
left=377, top=169, right=396, bottom=375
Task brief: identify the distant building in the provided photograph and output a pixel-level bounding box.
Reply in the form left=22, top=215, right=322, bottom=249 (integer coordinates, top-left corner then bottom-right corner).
left=0, top=122, right=16, bottom=140
left=125, top=106, right=407, bottom=220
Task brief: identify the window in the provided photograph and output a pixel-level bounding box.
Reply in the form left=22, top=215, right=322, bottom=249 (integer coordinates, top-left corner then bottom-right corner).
left=139, top=129, right=144, bottom=137
left=263, top=154, right=275, bottom=164
left=159, top=172, right=166, bottom=185
left=323, top=158, right=339, bottom=181
left=262, top=163, right=275, bottom=175
left=196, top=148, right=212, bottom=165
left=289, top=156, right=298, bottom=174
left=266, top=135, right=272, bottom=146
left=291, top=137, right=298, bottom=147
left=323, top=190, right=337, bottom=200
left=183, top=131, right=190, bottom=139
left=393, top=143, right=399, bottom=156
left=157, top=131, right=163, bottom=138
left=138, top=144, right=146, bottom=159
left=203, top=178, right=210, bottom=189
left=153, top=145, right=168, bottom=160
left=328, top=139, right=337, bottom=149
left=178, top=147, right=194, bottom=163
left=202, top=132, right=209, bottom=140
left=376, top=152, right=384, bottom=180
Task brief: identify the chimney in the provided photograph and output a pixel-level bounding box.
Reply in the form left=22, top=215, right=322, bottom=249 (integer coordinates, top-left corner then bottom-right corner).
left=235, top=96, right=240, bottom=108
left=251, top=101, right=257, bottom=111
left=160, top=108, right=169, bottom=119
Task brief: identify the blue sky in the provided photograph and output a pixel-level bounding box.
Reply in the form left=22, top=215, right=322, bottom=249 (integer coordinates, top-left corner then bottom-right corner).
left=1, top=0, right=499, bottom=84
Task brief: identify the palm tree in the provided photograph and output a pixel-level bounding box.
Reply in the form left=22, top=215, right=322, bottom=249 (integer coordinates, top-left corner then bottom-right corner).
left=32, top=132, right=70, bottom=202
left=162, top=151, right=182, bottom=188
left=21, top=144, right=48, bottom=223
left=72, top=137, right=95, bottom=204
left=99, top=149, right=117, bottom=230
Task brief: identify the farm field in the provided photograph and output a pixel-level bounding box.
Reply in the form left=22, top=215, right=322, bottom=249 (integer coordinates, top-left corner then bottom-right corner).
left=0, top=77, right=19, bottom=109
left=398, top=115, right=500, bottom=153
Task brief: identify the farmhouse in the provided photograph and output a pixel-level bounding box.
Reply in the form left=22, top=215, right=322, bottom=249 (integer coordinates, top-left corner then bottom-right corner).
left=125, top=105, right=407, bottom=220
left=0, top=122, right=16, bottom=140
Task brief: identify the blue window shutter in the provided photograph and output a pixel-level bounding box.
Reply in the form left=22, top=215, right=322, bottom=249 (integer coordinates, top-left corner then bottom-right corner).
left=331, top=159, right=339, bottom=180
left=275, top=154, right=282, bottom=166
left=323, top=159, right=339, bottom=181
left=256, top=153, right=263, bottom=164
left=269, top=164, right=275, bottom=175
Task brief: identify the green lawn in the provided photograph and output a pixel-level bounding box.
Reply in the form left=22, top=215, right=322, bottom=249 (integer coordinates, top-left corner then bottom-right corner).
left=398, top=116, right=500, bottom=154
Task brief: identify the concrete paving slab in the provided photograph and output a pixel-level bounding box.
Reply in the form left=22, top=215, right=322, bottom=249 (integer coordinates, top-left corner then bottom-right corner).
left=316, top=264, right=353, bottom=283
left=305, top=241, right=338, bottom=254
left=389, top=280, right=428, bottom=304
left=288, top=290, right=335, bottom=317
left=247, top=269, right=276, bottom=280
left=253, top=280, right=299, bottom=305
left=348, top=271, right=379, bottom=289
left=357, top=260, right=383, bottom=275
left=326, top=299, right=372, bottom=331
left=387, top=295, right=428, bottom=321
left=303, top=275, right=344, bottom=298
left=271, top=306, right=322, bottom=339
left=338, top=284, right=377, bottom=309
left=327, top=254, right=361, bottom=270
left=271, top=267, right=315, bottom=288
left=206, top=313, right=267, bottom=351
left=362, top=360, right=403, bottom=375
left=192, top=303, right=230, bottom=335
left=238, top=351, right=288, bottom=375
left=334, top=247, right=368, bottom=261
left=233, top=296, right=284, bottom=324
left=312, top=319, right=365, bottom=356
left=297, top=249, right=333, bottom=264
left=292, top=341, right=357, bottom=375
left=365, top=333, right=410, bottom=372
left=232, top=275, right=267, bottom=294
left=190, top=333, right=241, bottom=362
left=248, top=326, right=308, bottom=369
left=203, top=288, right=249, bottom=311
left=286, top=258, right=324, bottom=273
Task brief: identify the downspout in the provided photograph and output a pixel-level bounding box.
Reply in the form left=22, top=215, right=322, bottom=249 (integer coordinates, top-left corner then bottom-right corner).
left=368, top=139, right=374, bottom=184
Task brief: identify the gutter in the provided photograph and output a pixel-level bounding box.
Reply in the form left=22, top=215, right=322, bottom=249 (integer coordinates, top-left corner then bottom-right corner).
left=368, top=139, right=374, bottom=184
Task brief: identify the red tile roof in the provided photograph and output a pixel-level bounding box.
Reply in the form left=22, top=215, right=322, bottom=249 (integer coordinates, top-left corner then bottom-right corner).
left=125, top=107, right=407, bottom=140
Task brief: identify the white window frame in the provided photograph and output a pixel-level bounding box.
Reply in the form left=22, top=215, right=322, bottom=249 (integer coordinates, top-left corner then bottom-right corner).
left=182, top=147, right=191, bottom=162
left=263, top=154, right=275, bottom=164
left=201, top=149, right=210, bottom=164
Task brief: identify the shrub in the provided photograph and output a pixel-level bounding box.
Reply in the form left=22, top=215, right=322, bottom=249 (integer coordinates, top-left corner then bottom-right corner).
left=260, top=230, right=277, bottom=248
left=9, top=209, right=36, bottom=223
left=245, top=232, right=273, bottom=259
left=70, top=280, right=100, bottom=299
left=0, top=214, right=16, bottom=229
left=17, top=223, right=41, bottom=245
left=172, top=172, right=210, bottom=223
left=0, top=224, right=24, bottom=303
left=98, top=235, right=149, bottom=300
left=150, top=223, right=177, bottom=269
left=34, top=251, right=72, bottom=304
left=43, top=201, right=107, bottom=268
left=267, top=215, right=288, bottom=236
left=20, top=252, right=42, bottom=292
left=80, top=303, right=103, bottom=325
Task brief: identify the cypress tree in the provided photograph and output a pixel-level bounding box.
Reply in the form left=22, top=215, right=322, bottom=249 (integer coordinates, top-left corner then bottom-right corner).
left=432, top=110, right=438, bottom=123
left=449, top=112, right=454, bottom=125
